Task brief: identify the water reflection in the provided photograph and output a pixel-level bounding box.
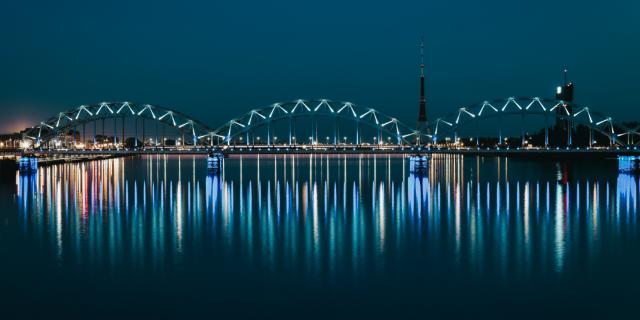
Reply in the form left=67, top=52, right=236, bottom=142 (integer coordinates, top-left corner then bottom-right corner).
left=14, top=154, right=639, bottom=282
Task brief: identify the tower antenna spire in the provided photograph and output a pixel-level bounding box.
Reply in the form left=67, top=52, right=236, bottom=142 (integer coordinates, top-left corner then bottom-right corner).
left=420, top=36, right=424, bottom=76
left=416, top=36, right=429, bottom=144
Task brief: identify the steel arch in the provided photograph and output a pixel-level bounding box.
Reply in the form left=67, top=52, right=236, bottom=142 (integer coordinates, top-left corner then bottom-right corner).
left=430, top=97, right=631, bottom=147
left=23, top=102, right=216, bottom=146
left=211, top=99, right=419, bottom=145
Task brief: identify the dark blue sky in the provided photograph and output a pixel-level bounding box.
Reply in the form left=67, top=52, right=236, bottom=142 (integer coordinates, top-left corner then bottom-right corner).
left=1, top=0, right=638, bottom=133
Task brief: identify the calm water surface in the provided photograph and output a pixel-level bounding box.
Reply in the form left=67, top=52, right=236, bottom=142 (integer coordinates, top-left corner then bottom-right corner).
left=2, top=154, right=640, bottom=317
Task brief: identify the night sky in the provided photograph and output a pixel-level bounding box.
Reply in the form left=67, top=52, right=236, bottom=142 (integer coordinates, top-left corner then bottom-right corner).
left=1, top=0, right=638, bottom=133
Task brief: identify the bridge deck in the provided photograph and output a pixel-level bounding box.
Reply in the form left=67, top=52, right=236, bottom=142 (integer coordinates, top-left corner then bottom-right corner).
left=10, top=146, right=640, bottom=157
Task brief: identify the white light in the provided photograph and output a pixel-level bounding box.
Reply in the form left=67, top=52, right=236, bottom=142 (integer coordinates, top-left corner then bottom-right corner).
left=556, top=86, right=562, bottom=95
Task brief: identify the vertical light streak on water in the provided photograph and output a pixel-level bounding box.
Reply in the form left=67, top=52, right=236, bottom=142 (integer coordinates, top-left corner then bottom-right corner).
left=229, top=181, right=235, bottom=245
left=247, top=180, right=253, bottom=267
left=284, top=170, right=290, bottom=219
left=352, top=181, right=359, bottom=279
left=507, top=181, right=511, bottom=215
left=422, top=176, right=429, bottom=226
left=378, top=181, right=386, bottom=254
left=176, top=177, right=183, bottom=256
left=343, top=158, right=347, bottom=217
left=296, top=180, right=300, bottom=217
left=302, top=182, right=310, bottom=275
left=516, top=181, right=521, bottom=215
left=309, top=155, right=313, bottom=187
left=466, top=181, right=471, bottom=215
left=426, top=176, right=433, bottom=219
left=554, top=183, right=566, bottom=273
left=274, top=155, right=278, bottom=194
left=333, top=181, right=338, bottom=218
left=455, top=181, right=461, bottom=264
left=577, top=181, right=581, bottom=215
left=408, top=174, right=415, bottom=216
left=606, top=181, right=610, bottom=213
left=142, top=178, right=148, bottom=214
left=586, top=181, right=590, bottom=212
left=524, top=181, right=530, bottom=276
left=592, top=182, right=599, bottom=241
left=629, top=179, right=638, bottom=216
left=267, top=180, right=274, bottom=271
left=536, top=182, right=540, bottom=214
left=329, top=181, right=338, bottom=282
left=509, top=184, right=524, bottom=261
left=125, top=180, right=129, bottom=215
left=476, top=180, right=480, bottom=216
left=496, top=182, right=501, bottom=217
left=324, top=181, right=328, bottom=220
left=546, top=182, right=550, bottom=214
left=312, top=181, right=319, bottom=277
left=498, top=181, right=507, bottom=280
left=615, top=175, right=622, bottom=226
left=56, top=179, right=63, bottom=264
left=134, top=180, right=138, bottom=214
left=187, top=181, right=192, bottom=220
left=277, top=179, right=282, bottom=221
left=257, top=156, right=262, bottom=211
left=469, top=180, right=477, bottom=274
left=486, top=181, right=490, bottom=214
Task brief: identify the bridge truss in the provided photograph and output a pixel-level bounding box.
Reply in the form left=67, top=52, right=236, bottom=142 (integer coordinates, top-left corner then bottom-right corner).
left=212, top=99, right=420, bottom=146
left=23, top=102, right=214, bottom=149
left=23, top=99, right=420, bottom=150
left=22, top=96, right=639, bottom=151
left=431, top=97, right=636, bottom=148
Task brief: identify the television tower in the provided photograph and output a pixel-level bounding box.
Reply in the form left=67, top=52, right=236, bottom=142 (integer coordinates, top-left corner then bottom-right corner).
left=416, top=37, right=429, bottom=145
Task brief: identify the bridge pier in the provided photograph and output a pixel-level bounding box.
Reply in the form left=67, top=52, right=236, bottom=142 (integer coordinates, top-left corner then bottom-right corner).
left=409, top=154, right=429, bottom=175
left=18, top=155, right=38, bottom=174
left=207, top=151, right=224, bottom=173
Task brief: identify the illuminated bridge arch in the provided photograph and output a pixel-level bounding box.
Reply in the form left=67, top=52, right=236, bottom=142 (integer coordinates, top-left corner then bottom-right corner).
left=211, top=99, right=418, bottom=145
left=430, top=97, right=631, bottom=147
left=24, top=102, right=214, bottom=148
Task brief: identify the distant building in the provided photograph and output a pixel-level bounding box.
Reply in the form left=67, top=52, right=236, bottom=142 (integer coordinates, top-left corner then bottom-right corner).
left=0, top=133, right=21, bottom=149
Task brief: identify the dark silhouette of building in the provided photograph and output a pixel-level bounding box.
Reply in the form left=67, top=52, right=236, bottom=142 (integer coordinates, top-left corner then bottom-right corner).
left=554, top=69, right=574, bottom=147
